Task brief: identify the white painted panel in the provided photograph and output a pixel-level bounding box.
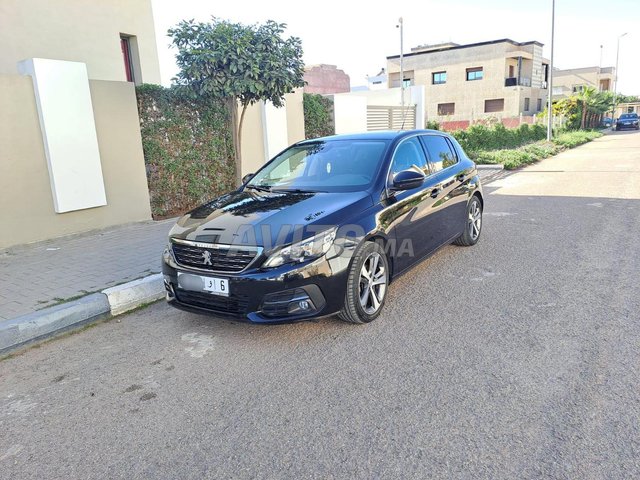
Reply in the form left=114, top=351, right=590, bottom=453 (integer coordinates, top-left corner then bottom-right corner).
left=18, top=58, right=107, bottom=213
left=262, top=100, right=290, bottom=160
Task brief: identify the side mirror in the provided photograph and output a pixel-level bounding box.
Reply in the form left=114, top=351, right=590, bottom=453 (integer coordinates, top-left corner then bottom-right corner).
left=391, top=169, right=425, bottom=191
left=242, top=173, right=255, bottom=184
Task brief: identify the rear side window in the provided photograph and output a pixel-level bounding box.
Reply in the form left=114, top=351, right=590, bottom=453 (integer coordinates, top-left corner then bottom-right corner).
left=421, top=135, right=458, bottom=172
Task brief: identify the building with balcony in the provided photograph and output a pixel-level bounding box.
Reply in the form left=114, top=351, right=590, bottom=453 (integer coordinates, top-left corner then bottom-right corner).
left=551, top=66, right=615, bottom=99
left=386, top=39, right=550, bottom=126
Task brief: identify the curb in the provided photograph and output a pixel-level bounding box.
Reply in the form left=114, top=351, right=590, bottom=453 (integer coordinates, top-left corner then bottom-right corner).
left=0, top=274, right=165, bottom=356
left=103, top=273, right=164, bottom=316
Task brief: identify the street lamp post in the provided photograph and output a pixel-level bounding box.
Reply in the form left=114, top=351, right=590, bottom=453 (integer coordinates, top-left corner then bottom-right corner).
left=546, top=0, right=555, bottom=141
left=397, top=17, right=404, bottom=113
left=613, top=32, right=627, bottom=121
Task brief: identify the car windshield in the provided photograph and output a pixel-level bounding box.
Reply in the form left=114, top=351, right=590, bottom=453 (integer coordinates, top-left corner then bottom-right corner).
left=620, top=113, right=638, bottom=119
left=247, top=140, right=389, bottom=193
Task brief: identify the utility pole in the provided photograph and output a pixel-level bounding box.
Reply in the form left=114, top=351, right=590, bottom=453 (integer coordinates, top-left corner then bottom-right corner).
left=598, top=45, right=603, bottom=91
left=546, top=0, right=555, bottom=141
left=613, top=33, right=627, bottom=121
left=397, top=17, right=404, bottom=114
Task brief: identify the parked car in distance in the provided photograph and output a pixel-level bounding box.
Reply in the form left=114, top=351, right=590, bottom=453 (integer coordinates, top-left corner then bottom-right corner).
left=162, top=130, right=483, bottom=324
left=600, top=117, right=612, bottom=128
left=615, top=113, right=639, bottom=131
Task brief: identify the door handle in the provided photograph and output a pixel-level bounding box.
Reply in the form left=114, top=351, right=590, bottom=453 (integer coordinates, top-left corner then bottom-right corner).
left=430, top=188, right=441, bottom=198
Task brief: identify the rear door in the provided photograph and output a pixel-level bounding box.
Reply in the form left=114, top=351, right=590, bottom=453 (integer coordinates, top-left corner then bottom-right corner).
left=419, top=134, right=469, bottom=244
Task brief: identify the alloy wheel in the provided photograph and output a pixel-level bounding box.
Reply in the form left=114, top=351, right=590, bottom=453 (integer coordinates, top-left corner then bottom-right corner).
left=358, top=252, right=387, bottom=315
left=468, top=200, right=482, bottom=240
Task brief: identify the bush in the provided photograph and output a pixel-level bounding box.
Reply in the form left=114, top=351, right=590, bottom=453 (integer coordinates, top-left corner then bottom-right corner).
left=426, top=120, right=440, bottom=130
left=473, top=130, right=603, bottom=170
left=136, top=84, right=236, bottom=218
left=553, top=130, right=602, bottom=148
left=451, top=122, right=547, bottom=154
left=303, top=93, right=334, bottom=139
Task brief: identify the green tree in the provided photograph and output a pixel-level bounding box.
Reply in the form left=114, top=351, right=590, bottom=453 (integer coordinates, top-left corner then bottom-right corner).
left=169, top=18, right=305, bottom=181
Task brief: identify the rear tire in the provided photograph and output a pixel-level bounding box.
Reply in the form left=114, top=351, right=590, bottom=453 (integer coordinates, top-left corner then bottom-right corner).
left=454, top=196, right=483, bottom=246
left=338, top=241, right=389, bottom=324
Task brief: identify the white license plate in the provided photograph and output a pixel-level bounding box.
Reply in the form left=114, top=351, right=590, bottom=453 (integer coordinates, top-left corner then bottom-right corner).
left=178, top=272, right=229, bottom=297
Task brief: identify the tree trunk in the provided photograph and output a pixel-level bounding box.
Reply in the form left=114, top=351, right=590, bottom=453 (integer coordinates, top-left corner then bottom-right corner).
left=581, top=100, right=587, bottom=130
left=226, top=97, right=241, bottom=186
left=237, top=103, right=249, bottom=182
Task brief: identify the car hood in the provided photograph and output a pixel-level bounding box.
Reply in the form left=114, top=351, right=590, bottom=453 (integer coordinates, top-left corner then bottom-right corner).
left=168, top=189, right=373, bottom=248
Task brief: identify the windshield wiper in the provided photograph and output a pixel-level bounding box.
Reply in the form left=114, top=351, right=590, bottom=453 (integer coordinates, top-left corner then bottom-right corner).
left=246, top=184, right=272, bottom=192
left=271, top=188, right=326, bottom=194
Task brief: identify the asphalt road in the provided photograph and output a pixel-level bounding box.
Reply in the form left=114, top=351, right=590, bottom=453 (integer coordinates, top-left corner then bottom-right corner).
left=2, top=131, right=640, bottom=479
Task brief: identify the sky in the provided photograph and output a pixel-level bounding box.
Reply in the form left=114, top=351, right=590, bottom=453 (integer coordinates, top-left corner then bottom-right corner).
left=151, top=0, right=640, bottom=95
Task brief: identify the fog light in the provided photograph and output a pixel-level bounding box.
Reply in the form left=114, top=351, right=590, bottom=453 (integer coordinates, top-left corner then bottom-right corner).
left=287, top=298, right=315, bottom=314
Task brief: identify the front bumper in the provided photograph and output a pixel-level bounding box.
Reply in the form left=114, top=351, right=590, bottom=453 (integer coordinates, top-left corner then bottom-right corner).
left=162, top=247, right=352, bottom=323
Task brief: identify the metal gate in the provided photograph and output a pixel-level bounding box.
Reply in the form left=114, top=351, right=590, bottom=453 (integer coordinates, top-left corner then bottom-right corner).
left=366, top=105, right=416, bottom=131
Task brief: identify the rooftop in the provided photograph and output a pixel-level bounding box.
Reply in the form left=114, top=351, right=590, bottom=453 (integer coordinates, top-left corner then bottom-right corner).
left=387, top=38, right=544, bottom=60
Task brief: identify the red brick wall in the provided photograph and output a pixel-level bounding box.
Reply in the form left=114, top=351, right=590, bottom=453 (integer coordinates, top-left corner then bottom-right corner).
left=303, top=65, right=350, bottom=94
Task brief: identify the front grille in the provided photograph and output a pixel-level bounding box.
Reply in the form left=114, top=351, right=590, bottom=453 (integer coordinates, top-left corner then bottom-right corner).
left=171, top=242, right=258, bottom=273
left=174, top=289, right=249, bottom=316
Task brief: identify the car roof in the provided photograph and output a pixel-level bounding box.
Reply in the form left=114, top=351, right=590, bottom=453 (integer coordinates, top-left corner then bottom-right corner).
left=298, top=129, right=445, bottom=144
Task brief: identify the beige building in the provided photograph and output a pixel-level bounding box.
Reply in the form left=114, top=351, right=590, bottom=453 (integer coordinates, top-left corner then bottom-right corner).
left=387, top=39, right=550, bottom=127
left=552, top=66, right=615, bottom=99
left=0, top=0, right=161, bottom=249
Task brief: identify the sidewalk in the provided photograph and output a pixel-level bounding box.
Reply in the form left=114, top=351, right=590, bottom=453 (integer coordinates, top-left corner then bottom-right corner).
left=0, top=219, right=175, bottom=321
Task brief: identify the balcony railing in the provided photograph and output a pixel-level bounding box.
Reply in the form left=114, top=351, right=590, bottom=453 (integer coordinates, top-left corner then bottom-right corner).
left=505, top=77, right=531, bottom=87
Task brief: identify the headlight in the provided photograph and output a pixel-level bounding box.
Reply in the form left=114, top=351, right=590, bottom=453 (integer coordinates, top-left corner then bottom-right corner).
left=263, top=228, right=337, bottom=268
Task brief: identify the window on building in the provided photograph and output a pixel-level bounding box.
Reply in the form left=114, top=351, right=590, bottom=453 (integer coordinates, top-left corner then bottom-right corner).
left=508, top=65, right=515, bottom=78
left=402, top=78, right=412, bottom=88
left=524, top=98, right=530, bottom=111
left=537, top=98, right=543, bottom=111
left=421, top=135, right=458, bottom=172
left=466, top=67, right=484, bottom=81
left=484, top=98, right=505, bottom=113
left=432, top=71, right=447, bottom=85
left=120, top=35, right=135, bottom=83
left=437, top=103, right=455, bottom=115
left=572, top=85, right=585, bottom=93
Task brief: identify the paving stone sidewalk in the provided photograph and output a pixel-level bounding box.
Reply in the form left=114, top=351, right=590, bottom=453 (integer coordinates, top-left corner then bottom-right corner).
left=0, top=219, right=175, bottom=321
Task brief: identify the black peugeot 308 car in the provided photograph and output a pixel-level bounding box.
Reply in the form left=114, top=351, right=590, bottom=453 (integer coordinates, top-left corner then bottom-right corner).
left=162, top=130, right=483, bottom=324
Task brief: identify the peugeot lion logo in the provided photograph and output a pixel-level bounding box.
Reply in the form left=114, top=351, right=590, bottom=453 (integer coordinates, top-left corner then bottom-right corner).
left=202, top=251, right=212, bottom=266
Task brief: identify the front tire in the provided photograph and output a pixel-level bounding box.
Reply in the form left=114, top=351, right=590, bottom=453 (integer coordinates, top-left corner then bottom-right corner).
left=338, top=241, right=389, bottom=324
left=454, top=195, right=483, bottom=246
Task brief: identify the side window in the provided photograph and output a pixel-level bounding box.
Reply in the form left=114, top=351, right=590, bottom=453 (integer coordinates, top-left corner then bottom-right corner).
left=421, top=135, right=458, bottom=173
left=389, top=138, right=428, bottom=176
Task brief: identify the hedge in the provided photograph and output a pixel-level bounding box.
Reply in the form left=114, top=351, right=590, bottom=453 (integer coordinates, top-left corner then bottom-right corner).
left=451, top=123, right=547, bottom=154
left=136, top=84, right=236, bottom=218
left=473, top=131, right=602, bottom=169
left=303, top=93, right=334, bottom=139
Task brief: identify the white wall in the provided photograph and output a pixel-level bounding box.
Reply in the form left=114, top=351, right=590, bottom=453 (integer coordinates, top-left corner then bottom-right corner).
left=332, top=85, right=426, bottom=132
